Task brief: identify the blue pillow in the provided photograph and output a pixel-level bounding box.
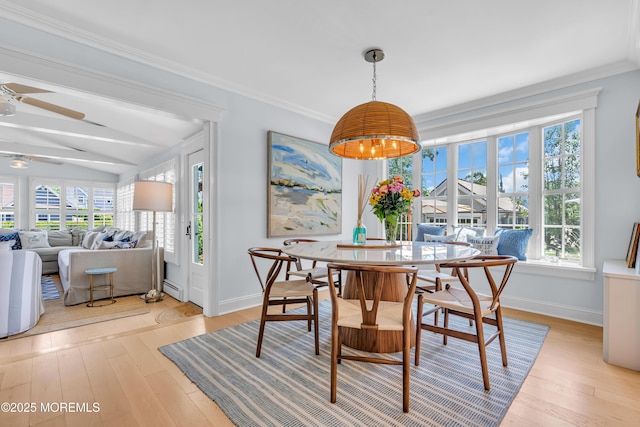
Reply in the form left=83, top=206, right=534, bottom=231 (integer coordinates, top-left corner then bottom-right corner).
left=0, top=232, right=21, bottom=250
left=495, top=228, right=533, bottom=260
left=415, top=224, right=446, bottom=242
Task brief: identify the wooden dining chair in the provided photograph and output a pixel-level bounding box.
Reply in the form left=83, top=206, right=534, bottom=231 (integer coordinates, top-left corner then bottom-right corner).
left=416, top=241, right=472, bottom=324
left=283, top=239, right=342, bottom=294
left=415, top=255, right=517, bottom=390
left=248, top=247, right=319, bottom=357
left=326, top=263, right=419, bottom=413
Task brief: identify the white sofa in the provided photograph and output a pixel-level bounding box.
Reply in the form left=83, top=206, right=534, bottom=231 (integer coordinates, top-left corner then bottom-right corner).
left=0, top=249, right=44, bottom=338
left=58, top=246, right=156, bottom=306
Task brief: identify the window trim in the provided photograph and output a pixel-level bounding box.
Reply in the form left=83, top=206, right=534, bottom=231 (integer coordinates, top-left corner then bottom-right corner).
left=0, top=176, right=18, bottom=228
left=414, top=88, right=599, bottom=275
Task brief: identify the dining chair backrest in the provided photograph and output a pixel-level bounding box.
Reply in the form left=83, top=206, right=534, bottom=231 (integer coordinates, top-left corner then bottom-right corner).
left=437, top=254, right=517, bottom=311
left=326, top=263, right=419, bottom=329
left=248, top=247, right=295, bottom=293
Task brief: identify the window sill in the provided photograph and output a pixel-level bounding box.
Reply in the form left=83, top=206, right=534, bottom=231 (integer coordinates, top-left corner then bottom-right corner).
left=514, top=259, right=596, bottom=281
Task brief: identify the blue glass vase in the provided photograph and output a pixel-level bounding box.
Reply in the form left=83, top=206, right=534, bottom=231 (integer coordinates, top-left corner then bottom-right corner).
left=352, top=221, right=367, bottom=245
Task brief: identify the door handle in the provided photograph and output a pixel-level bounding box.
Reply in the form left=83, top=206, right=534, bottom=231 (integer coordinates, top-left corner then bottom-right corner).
left=186, top=223, right=191, bottom=239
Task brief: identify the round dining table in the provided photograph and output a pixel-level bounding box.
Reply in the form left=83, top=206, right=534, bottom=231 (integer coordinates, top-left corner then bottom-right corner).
left=282, top=240, right=480, bottom=353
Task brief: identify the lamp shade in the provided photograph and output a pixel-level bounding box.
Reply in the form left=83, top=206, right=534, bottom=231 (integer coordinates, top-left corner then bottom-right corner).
left=133, top=181, right=173, bottom=212
left=329, top=100, right=421, bottom=160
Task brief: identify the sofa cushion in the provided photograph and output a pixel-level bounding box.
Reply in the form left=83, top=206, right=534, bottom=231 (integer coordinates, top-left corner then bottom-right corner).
left=18, top=230, right=50, bottom=249
left=0, top=240, right=13, bottom=251
left=0, top=231, right=21, bottom=250
left=71, top=228, right=86, bottom=246
left=32, top=246, right=69, bottom=263
left=468, top=235, right=500, bottom=255
left=47, top=229, right=73, bottom=247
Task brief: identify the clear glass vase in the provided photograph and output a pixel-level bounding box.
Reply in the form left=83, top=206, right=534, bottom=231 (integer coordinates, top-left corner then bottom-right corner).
left=384, top=216, right=398, bottom=244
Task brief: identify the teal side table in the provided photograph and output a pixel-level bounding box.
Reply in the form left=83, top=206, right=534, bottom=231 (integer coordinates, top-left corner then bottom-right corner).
left=85, top=267, right=117, bottom=307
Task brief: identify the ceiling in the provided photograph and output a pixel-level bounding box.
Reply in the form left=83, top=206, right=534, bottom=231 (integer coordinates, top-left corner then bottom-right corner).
left=0, top=0, right=638, bottom=174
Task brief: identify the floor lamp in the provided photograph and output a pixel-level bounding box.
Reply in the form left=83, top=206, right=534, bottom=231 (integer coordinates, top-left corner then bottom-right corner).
left=133, top=180, right=173, bottom=303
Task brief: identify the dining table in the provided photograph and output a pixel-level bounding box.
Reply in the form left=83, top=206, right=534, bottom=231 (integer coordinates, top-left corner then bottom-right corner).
left=282, top=240, right=480, bottom=353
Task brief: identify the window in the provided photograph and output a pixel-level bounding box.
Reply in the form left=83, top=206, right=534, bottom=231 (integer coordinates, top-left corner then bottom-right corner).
left=0, top=177, right=17, bottom=228
left=115, top=177, right=136, bottom=231
left=139, top=159, right=176, bottom=263
left=542, top=119, right=581, bottom=260
left=420, top=147, right=448, bottom=226
left=30, top=179, right=115, bottom=230
left=409, top=114, right=593, bottom=276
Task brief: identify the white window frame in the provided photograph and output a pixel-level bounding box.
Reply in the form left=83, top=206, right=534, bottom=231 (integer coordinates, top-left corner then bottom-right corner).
left=138, top=159, right=177, bottom=264
left=115, top=177, right=136, bottom=231
left=0, top=176, right=18, bottom=228
left=416, top=88, right=599, bottom=280
left=29, top=177, right=115, bottom=231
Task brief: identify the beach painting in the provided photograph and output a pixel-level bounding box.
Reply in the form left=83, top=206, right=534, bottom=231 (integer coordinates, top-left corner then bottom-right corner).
left=268, top=131, right=342, bottom=237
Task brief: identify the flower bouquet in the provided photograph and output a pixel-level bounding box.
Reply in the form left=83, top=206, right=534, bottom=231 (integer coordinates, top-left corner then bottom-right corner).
left=369, top=176, right=420, bottom=243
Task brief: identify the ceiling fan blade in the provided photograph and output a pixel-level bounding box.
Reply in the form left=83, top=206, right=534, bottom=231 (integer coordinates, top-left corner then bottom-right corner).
left=4, top=83, right=52, bottom=94
left=25, top=155, right=64, bottom=165
left=17, top=96, right=85, bottom=120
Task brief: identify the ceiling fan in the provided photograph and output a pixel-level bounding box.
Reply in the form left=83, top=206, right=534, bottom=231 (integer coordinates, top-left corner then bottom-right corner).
left=2, top=154, right=64, bottom=169
left=0, top=83, right=85, bottom=120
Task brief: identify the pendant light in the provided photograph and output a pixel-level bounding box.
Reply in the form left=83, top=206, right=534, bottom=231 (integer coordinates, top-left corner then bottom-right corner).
left=329, top=49, right=421, bottom=160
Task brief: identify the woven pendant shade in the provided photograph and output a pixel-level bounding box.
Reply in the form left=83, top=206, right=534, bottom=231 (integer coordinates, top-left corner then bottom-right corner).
left=329, top=100, right=420, bottom=160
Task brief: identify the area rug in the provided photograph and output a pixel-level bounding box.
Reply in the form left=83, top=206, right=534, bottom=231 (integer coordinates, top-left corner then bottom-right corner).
left=10, top=295, right=150, bottom=339
left=41, top=275, right=60, bottom=301
left=155, top=302, right=203, bottom=324
left=160, top=300, right=549, bottom=427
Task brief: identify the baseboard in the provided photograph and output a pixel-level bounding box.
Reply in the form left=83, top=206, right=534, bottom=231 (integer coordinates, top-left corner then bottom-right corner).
left=501, top=295, right=603, bottom=326
left=218, top=293, right=263, bottom=316
left=163, top=279, right=183, bottom=301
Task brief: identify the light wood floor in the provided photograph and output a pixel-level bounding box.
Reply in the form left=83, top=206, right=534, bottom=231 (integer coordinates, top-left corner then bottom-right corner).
left=0, top=292, right=639, bottom=427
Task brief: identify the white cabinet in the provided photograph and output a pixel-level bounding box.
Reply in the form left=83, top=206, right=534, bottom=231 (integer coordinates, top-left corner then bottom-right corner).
left=602, top=260, right=640, bottom=371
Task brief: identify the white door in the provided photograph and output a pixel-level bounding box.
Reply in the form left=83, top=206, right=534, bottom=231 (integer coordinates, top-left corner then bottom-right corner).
left=187, top=150, right=205, bottom=307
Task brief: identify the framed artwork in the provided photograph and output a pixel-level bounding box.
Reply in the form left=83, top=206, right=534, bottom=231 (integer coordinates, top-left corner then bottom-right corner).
left=627, top=222, right=640, bottom=268
left=267, top=131, right=342, bottom=237
left=636, top=100, right=640, bottom=177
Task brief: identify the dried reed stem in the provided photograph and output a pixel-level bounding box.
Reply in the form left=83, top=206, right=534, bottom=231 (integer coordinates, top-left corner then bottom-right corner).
left=357, top=174, right=371, bottom=224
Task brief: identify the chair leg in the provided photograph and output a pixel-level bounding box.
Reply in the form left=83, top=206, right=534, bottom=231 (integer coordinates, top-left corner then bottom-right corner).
left=495, top=307, right=508, bottom=367
left=415, top=294, right=423, bottom=366
left=282, top=296, right=287, bottom=313
left=443, top=308, right=449, bottom=345
left=403, top=325, right=410, bottom=413
left=256, top=297, right=270, bottom=358
left=306, top=296, right=312, bottom=332
left=474, top=311, right=491, bottom=390
left=330, top=322, right=339, bottom=403
left=313, top=289, right=319, bottom=355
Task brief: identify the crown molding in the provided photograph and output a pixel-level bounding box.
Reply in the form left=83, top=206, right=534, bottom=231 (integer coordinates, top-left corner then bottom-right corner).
left=414, top=60, right=638, bottom=125
left=0, top=3, right=334, bottom=123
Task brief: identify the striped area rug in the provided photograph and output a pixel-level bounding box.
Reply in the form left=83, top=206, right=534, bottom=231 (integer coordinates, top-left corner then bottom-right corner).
left=159, top=300, right=548, bottom=427
left=41, top=275, right=60, bottom=301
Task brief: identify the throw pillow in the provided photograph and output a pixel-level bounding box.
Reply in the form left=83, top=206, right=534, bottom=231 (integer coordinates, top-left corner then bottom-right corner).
left=47, top=229, right=73, bottom=247
left=130, top=231, right=147, bottom=248
left=90, top=231, right=113, bottom=249
left=468, top=235, right=500, bottom=255
left=95, top=240, right=134, bottom=250
left=495, top=228, right=533, bottom=260
left=415, top=224, right=446, bottom=242
left=18, top=230, right=51, bottom=249
left=453, top=226, right=485, bottom=242
left=0, top=231, right=21, bottom=250
left=82, top=231, right=100, bottom=249
left=71, top=228, right=86, bottom=246
left=423, top=234, right=456, bottom=243
left=0, top=240, right=14, bottom=251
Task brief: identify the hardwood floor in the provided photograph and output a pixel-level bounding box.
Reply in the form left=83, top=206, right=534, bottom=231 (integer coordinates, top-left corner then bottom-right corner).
left=1, top=292, right=638, bottom=426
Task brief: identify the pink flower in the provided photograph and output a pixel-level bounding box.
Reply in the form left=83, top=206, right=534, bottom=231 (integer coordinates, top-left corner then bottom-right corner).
left=413, top=189, right=421, bottom=197
left=378, top=184, right=389, bottom=195
left=371, top=187, right=378, bottom=195
left=393, top=175, right=403, bottom=183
